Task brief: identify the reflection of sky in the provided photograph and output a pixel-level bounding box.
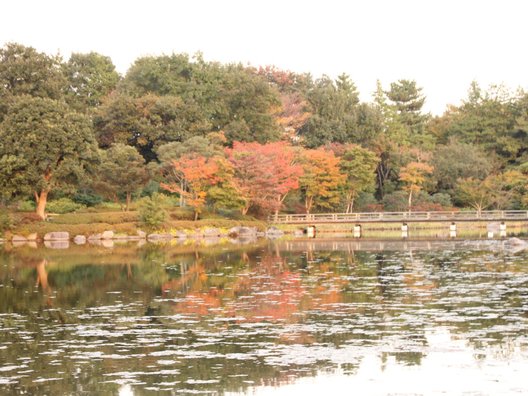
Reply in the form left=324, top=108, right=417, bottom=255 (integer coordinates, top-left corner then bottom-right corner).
left=243, top=328, right=528, bottom=395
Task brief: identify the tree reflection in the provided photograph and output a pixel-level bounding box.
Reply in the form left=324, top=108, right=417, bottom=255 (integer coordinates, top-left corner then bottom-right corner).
left=0, top=241, right=527, bottom=394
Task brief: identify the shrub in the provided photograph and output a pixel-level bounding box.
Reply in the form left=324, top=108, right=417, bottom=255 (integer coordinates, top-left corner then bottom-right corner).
left=0, top=210, right=13, bottom=235
left=18, top=200, right=36, bottom=212
left=168, top=208, right=195, bottom=221
left=382, top=191, right=410, bottom=212
left=430, top=193, right=453, bottom=208
left=355, top=192, right=379, bottom=212
left=46, top=198, right=86, bottom=214
left=73, top=192, right=103, bottom=207
left=138, top=193, right=167, bottom=228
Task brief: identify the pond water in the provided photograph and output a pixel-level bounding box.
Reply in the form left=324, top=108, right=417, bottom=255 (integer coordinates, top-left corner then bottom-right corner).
left=0, top=240, right=527, bottom=395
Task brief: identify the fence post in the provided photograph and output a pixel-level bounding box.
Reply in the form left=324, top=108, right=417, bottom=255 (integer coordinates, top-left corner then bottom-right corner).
left=401, top=223, right=409, bottom=239
left=500, top=222, right=506, bottom=238
left=449, top=222, right=456, bottom=239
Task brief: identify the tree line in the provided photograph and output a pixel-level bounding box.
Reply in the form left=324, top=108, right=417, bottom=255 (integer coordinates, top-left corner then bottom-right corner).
left=1, top=42, right=528, bottom=220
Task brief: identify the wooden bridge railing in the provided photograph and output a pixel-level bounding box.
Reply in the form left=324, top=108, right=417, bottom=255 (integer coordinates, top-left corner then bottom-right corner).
left=269, top=210, right=528, bottom=224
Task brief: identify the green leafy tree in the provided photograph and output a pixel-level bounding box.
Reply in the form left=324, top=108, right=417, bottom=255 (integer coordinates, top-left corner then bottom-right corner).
left=94, top=93, right=211, bottom=161
left=0, top=154, right=28, bottom=204
left=0, top=96, right=98, bottom=219
left=432, top=138, right=494, bottom=194
left=299, top=74, right=363, bottom=147
left=121, top=54, right=281, bottom=144
left=63, top=52, right=120, bottom=111
left=93, top=144, right=150, bottom=211
left=220, top=64, right=282, bottom=143
left=138, top=193, right=167, bottom=228
left=156, top=134, right=225, bottom=164
left=456, top=172, right=527, bottom=212
left=455, top=177, right=496, bottom=214
left=440, top=82, right=523, bottom=164
left=338, top=145, right=379, bottom=213
left=0, top=42, right=66, bottom=119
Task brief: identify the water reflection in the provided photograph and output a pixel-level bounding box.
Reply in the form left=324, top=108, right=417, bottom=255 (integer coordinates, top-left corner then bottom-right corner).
left=0, top=240, right=527, bottom=394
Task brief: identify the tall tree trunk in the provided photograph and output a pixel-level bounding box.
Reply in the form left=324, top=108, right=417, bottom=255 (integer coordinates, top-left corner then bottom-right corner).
left=241, top=204, right=250, bottom=216
left=180, top=180, right=185, bottom=207
left=36, top=190, right=49, bottom=220
left=274, top=195, right=281, bottom=220
left=194, top=210, right=199, bottom=221
left=408, top=190, right=413, bottom=212
left=305, top=196, right=312, bottom=214
left=126, top=192, right=131, bottom=212
left=345, top=192, right=355, bottom=214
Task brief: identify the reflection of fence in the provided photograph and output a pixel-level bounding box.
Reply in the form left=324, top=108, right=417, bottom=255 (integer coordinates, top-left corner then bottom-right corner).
left=276, top=240, right=504, bottom=252
left=269, top=210, right=528, bottom=224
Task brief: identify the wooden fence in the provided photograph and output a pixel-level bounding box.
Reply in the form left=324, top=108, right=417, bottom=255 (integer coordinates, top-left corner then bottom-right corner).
left=269, top=210, right=528, bottom=224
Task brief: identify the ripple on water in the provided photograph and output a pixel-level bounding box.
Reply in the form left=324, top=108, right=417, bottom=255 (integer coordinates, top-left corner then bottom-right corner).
left=1, top=243, right=528, bottom=394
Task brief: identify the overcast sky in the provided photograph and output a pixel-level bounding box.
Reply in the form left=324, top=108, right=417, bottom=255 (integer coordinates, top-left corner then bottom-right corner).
left=1, top=0, right=527, bottom=114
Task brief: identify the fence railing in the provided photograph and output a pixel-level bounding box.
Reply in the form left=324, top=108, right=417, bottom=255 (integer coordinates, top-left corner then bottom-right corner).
left=269, top=210, right=528, bottom=224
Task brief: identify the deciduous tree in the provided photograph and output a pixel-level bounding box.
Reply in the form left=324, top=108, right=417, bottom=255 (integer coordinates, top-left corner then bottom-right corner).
left=63, top=52, right=120, bottom=111
left=432, top=138, right=494, bottom=193
left=455, top=177, right=495, bottom=214
left=0, top=96, right=98, bottom=219
left=227, top=142, right=303, bottom=215
left=399, top=162, right=434, bottom=211
left=299, top=149, right=344, bottom=213
left=93, top=144, right=150, bottom=211
left=338, top=145, right=379, bottom=213
left=0, top=43, right=66, bottom=119
left=298, top=74, right=363, bottom=147
left=161, top=155, right=237, bottom=220
left=94, top=93, right=211, bottom=161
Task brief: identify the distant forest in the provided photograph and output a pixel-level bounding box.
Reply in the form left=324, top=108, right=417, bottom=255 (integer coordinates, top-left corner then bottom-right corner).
left=1, top=42, right=528, bottom=219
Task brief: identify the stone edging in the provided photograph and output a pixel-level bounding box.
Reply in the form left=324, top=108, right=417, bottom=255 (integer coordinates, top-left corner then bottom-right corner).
left=2, top=226, right=285, bottom=247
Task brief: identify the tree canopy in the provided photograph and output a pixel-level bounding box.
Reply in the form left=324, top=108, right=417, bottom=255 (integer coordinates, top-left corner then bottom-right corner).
left=0, top=96, right=98, bottom=218
left=2, top=42, right=528, bottom=218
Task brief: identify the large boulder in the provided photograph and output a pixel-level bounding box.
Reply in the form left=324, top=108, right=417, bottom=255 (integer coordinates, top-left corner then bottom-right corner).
left=11, top=235, right=27, bottom=242
left=147, top=233, right=173, bottom=241
left=26, top=233, right=38, bottom=241
left=266, top=227, right=284, bottom=239
left=174, top=231, right=187, bottom=239
left=73, top=235, right=87, bottom=245
left=101, top=230, right=114, bottom=240
left=505, top=237, right=527, bottom=246
left=203, top=236, right=220, bottom=246
left=228, top=226, right=258, bottom=237
left=44, top=232, right=70, bottom=241
left=203, top=228, right=220, bottom=237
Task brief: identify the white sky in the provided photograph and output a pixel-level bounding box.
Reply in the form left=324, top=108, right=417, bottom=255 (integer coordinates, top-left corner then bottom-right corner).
left=1, top=0, right=527, bottom=115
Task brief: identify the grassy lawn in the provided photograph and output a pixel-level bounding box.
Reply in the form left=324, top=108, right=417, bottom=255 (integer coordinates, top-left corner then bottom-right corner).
left=3, top=207, right=266, bottom=239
